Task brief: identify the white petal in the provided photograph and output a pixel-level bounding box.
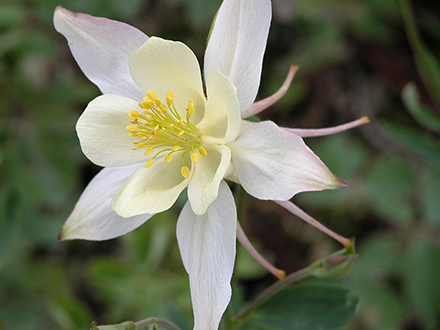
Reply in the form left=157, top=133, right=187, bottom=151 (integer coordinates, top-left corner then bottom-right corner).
left=198, top=69, right=242, bottom=144
left=176, top=181, right=236, bottom=330
left=111, top=154, right=189, bottom=217
left=188, top=145, right=231, bottom=215
left=76, top=94, right=148, bottom=167
left=204, top=0, right=271, bottom=112
left=129, top=37, right=206, bottom=124
left=54, top=6, right=147, bottom=100
left=60, top=164, right=152, bottom=241
left=229, top=121, right=346, bottom=200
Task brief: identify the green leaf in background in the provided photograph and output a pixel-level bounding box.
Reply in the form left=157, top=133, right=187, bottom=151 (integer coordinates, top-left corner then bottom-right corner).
left=401, top=233, right=440, bottom=329
left=422, top=167, right=440, bottom=225
left=381, top=121, right=440, bottom=163
left=347, top=233, right=404, bottom=330
left=400, top=0, right=440, bottom=111
left=401, top=82, right=440, bottom=132
left=366, top=156, right=415, bottom=228
left=237, top=284, right=359, bottom=330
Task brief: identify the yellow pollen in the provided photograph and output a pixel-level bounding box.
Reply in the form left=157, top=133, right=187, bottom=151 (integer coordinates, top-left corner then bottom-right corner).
left=128, top=90, right=205, bottom=179
left=188, top=100, right=194, bottom=115
left=147, top=90, right=158, bottom=100
left=143, top=97, right=155, bottom=108
left=145, top=159, right=154, bottom=168
left=181, top=166, right=190, bottom=178
left=166, top=91, right=174, bottom=107
left=198, top=146, right=207, bottom=157
left=191, top=153, right=199, bottom=163
left=129, top=110, right=140, bottom=119
left=126, top=124, right=138, bottom=132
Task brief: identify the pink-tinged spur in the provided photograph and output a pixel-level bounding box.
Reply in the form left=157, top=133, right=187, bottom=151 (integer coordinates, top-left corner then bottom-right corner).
left=54, top=1, right=368, bottom=329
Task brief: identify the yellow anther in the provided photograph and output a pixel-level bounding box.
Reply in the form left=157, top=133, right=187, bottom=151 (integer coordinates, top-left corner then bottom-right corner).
left=160, top=105, right=168, bottom=113
left=147, top=90, right=158, bottom=100
left=172, top=145, right=180, bottom=151
left=178, top=130, right=185, bottom=136
left=188, top=100, right=194, bottom=115
left=148, top=134, right=156, bottom=140
left=126, top=124, right=138, bottom=132
left=179, top=118, right=184, bottom=125
left=145, top=159, right=154, bottom=168
left=145, top=148, right=154, bottom=155
left=155, top=98, right=162, bottom=107
left=198, top=146, right=207, bottom=157
left=165, top=154, right=173, bottom=163
left=191, top=153, right=199, bottom=163
left=138, top=102, right=146, bottom=109
left=142, top=96, right=155, bottom=108
left=154, top=125, right=159, bottom=131
left=166, top=91, right=174, bottom=107
left=141, top=137, right=148, bottom=141
left=132, top=140, right=139, bottom=144
left=181, top=166, right=190, bottom=178
left=129, top=110, right=140, bottom=119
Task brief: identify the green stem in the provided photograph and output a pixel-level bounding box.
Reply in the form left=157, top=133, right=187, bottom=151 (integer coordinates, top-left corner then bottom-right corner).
left=399, top=0, right=440, bottom=110
left=135, top=318, right=181, bottom=330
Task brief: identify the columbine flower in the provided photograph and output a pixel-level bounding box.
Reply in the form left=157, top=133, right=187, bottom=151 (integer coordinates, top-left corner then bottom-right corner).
left=54, top=1, right=367, bottom=329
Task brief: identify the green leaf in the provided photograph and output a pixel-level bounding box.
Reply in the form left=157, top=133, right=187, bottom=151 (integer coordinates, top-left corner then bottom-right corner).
left=400, top=0, right=440, bottom=110
left=422, top=167, right=440, bottom=224
left=237, top=284, right=359, bottom=330
left=401, top=233, right=440, bottom=329
left=381, top=121, right=440, bottom=163
left=401, top=82, right=440, bottom=132
left=92, top=321, right=136, bottom=330
left=366, top=156, right=415, bottom=227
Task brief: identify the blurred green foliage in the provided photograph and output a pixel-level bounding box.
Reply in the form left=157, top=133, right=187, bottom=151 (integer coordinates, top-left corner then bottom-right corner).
left=1, top=0, right=440, bottom=329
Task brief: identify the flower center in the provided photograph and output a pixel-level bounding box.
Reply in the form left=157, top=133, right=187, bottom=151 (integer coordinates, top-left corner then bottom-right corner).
left=126, top=90, right=207, bottom=178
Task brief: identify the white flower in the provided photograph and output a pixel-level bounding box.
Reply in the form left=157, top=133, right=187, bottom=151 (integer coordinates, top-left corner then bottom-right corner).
left=54, top=1, right=351, bottom=329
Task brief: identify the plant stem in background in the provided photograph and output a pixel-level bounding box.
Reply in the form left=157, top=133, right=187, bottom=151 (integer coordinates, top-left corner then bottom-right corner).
left=400, top=0, right=440, bottom=111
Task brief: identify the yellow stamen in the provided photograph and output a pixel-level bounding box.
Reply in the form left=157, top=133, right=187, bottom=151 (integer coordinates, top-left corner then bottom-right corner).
left=145, top=159, right=154, bottom=168
left=129, top=110, right=140, bottom=119
left=181, top=166, right=190, bottom=178
left=198, top=146, right=207, bottom=157
left=126, top=124, right=138, bottom=132
left=142, top=97, right=155, bottom=108
left=188, top=100, right=194, bottom=115
left=191, top=153, right=199, bottom=163
left=166, top=91, right=174, bottom=107
left=148, top=90, right=158, bottom=99
left=128, top=90, right=205, bottom=179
